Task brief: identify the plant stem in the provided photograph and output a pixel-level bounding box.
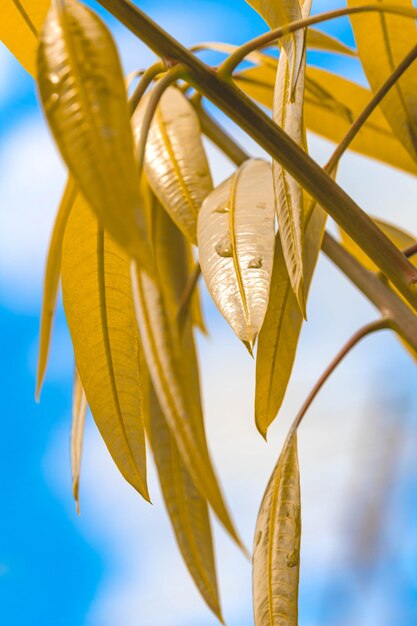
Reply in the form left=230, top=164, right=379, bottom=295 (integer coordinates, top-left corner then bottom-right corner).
left=95, top=0, right=417, bottom=312
left=287, top=318, right=391, bottom=439
left=194, top=103, right=248, bottom=166
left=404, top=243, right=417, bottom=259
left=129, top=60, right=166, bottom=114
left=218, top=4, right=417, bottom=75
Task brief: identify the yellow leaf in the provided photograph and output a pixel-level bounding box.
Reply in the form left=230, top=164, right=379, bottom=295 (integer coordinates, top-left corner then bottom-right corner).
left=36, top=176, right=77, bottom=399
left=61, top=193, right=149, bottom=501
left=256, top=200, right=326, bottom=437
left=132, top=86, right=213, bottom=245
left=273, top=0, right=311, bottom=314
left=1, top=0, right=49, bottom=76
left=197, top=159, right=275, bottom=351
left=71, top=367, right=87, bottom=515
left=37, top=0, right=150, bottom=266
left=253, top=433, right=301, bottom=626
left=235, top=63, right=417, bottom=175
left=245, top=0, right=304, bottom=95
left=131, top=192, right=242, bottom=548
left=340, top=218, right=416, bottom=272
left=147, top=385, right=223, bottom=623
left=305, top=29, right=356, bottom=56
left=348, top=0, right=417, bottom=163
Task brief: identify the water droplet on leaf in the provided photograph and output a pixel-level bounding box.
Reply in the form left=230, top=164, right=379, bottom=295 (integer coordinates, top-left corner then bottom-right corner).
left=215, top=234, right=233, bottom=257
left=248, top=256, right=262, bottom=269
left=286, top=548, right=298, bottom=568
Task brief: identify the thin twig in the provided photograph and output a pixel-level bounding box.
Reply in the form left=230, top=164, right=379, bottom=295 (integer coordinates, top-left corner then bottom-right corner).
left=404, top=242, right=417, bottom=259
left=129, top=60, right=166, bottom=114
left=176, top=264, right=202, bottom=329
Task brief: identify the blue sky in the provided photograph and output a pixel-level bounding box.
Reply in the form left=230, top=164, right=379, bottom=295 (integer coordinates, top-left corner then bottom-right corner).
left=1, top=1, right=417, bottom=625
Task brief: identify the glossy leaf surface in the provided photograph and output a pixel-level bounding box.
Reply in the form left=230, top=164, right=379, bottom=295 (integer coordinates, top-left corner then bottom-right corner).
left=62, top=194, right=149, bottom=500
left=253, top=433, right=301, bottom=626
left=348, top=0, right=417, bottom=163
left=1, top=0, right=49, bottom=75
left=71, top=368, right=87, bottom=514
left=235, top=63, right=417, bottom=175
left=198, top=159, right=275, bottom=350
left=37, top=0, right=150, bottom=264
left=132, top=86, right=213, bottom=245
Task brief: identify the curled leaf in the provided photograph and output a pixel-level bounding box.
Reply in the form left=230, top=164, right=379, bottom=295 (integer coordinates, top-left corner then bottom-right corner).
left=37, top=0, right=150, bottom=265
left=61, top=193, right=149, bottom=500
left=71, top=367, right=87, bottom=515
left=253, top=433, right=301, bottom=626
left=197, top=159, right=275, bottom=351
left=132, top=86, right=213, bottom=244
left=1, top=0, right=49, bottom=75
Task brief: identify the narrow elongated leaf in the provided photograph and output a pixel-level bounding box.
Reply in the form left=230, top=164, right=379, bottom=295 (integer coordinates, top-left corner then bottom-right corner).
left=245, top=0, right=303, bottom=94
left=132, top=86, right=213, bottom=245
left=253, top=433, right=301, bottom=626
left=235, top=64, right=417, bottom=175
left=197, top=159, right=275, bottom=351
left=348, top=0, right=417, bottom=163
left=37, top=0, right=150, bottom=265
left=131, top=192, right=242, bottom=548
left=273, top=0, right=311, bottom=313
left=340, top=218, right=417, bottom=272
left=61, top=194, right=149, bottom=500
left=256, top=199, right=326, bottom=437
left=1, top=0, right=49, bottom=75
left=148, top=385, right=223, bottom=623
left=36, top=176, right=77, bottom=399
left=71, top=368, right=87, bottom=514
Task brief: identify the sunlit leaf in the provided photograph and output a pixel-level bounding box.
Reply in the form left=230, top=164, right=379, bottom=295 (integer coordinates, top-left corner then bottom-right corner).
left=197, top=159, right=275, bottom=351
left=37, top=0, right=150, bottom=265
left=272, top=0, right=311, bottom=314
left=245, top=0, right=304, bottom=95
left=36, top=176, right=77, bottom=399
left=132, top=86, right=213, bottom=245
left=256, top=199, right=326, bottom=437
left=340, top=218, right=417, bottom=272
left=71, top=367, right=87, bottom=515
left=148, top=385, right=223, bottom=623
left=131, top=191, right=242, bottom=548
left=235, top=63, right=417, bottom=175
left=253, top=433, right=301, bottom=626
left=348, top=0, right=417, bottom=163
left=1, top=0, right=49, bottom=76
left=61, top=193, right=149, bottom=500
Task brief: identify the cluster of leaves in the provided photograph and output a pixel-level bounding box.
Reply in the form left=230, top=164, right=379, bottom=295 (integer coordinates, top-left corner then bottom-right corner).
left=3, top=0, right=417, bottom=623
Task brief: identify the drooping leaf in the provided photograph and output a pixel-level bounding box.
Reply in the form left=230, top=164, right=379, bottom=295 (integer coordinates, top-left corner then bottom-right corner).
left=1, top=0, right=49, bottom=76
left=197, top=159, right=275, bottom=351
left=61, top=193, right=149, bottom=500
left=37, top=0, right=151, bottom=266
left=340, top=218, right=417, bottom=272
left=253, top=433, right=301, bottom=626
left=272, top=0, right=311, bottom=314
left=347, top=0, right=417, bottom=163
left=132, top=86, right=213, bottom=245
left=147, top=384, right=223, bottom=623
left=71, top=367, right=87, bottom=515
left=255, top=198, right=326, bottom=437
left=235, top=63, right=417, bottom=176
left=245, top=0, right=304, bottom=95
left=131, top=191, right=242, bottom=549
left=36, top=176, right=77, bottom=399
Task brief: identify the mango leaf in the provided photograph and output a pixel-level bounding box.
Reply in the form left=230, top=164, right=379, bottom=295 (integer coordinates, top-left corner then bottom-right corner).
left=245, top=0, right=304, bottom=95
left=348, top=0, right=417, bottom=163
left=1, top=0, right=49, bottom=76
left=255, top=198, right=326, bottom=437
left=37, top=0, right=151, bottom=266
left=132, top=86, right=213, bottom=245
left=340, top=218, right=417, bottom=272
left=273, top=0, right=311, bottom=314
left=36, top=176, right=77, bottom=399
left=147, top=385, right=223, bottom=623
left=253, top=433, right=301, bottom=626
left=61, top=193, right=149, bottom=501
left=71, top=367, right=87, bottom=515
left=131, top=191, right=242, bottom=549
left=197, top=159, right=275, bottom=352
left=235, top=63, right=417, bottom=176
